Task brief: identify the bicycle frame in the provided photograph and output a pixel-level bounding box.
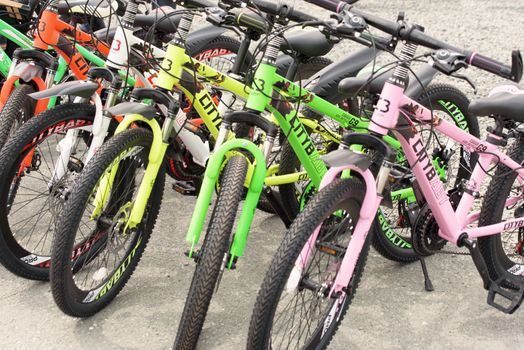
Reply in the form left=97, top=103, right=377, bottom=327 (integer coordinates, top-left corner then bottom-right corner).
left=43, top=11, right=169, bottom=187
left=0, top=19, right=33, bottom=76
left=0, top=0, right=111, bottom=114
left=0, top=17, right=108, bottom=102
left=295, top=78, right=524, bottom=298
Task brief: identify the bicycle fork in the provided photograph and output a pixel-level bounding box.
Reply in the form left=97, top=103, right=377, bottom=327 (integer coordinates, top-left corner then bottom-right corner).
left=287, top=157, right=391, bottom=299
left=91, top=109, right=171, bottom=231
left=185, top=112, right=278, bottom=268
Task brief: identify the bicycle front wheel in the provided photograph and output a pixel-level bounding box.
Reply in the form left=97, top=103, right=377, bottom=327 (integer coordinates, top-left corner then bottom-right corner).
left=248, top=178, right=372, bottom=350
left=51, top=128, right=165, bottom=317
left=174, top=155, right=248, bottom=350
left=0, top=103, right=95, bottom=280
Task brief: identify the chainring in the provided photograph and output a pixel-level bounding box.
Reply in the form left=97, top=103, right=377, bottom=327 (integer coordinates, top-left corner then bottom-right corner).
left=412, top=188, right=462, bottom=256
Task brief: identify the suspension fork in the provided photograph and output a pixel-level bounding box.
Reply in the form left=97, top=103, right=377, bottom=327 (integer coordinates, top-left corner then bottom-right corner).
left=90, top=114, right=166, bottom=228
left=185, top=138, right=267, bottom=264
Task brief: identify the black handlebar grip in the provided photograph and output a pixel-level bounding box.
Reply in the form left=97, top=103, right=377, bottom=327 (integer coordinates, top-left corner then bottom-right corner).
left=511, top=50, right=523, bottom=82
left=288, top=8, right=317, bottom=23
left=468, top=52, right=522, bottom=82
left=235, top=11, right=268, bottom=32
left=304, top=0, right=359, bottom=12
left=249, top=0, right=278, bottom=15
left=304, top=0, right=340, bottom=12
left=250, top=0, right=317, bottom=22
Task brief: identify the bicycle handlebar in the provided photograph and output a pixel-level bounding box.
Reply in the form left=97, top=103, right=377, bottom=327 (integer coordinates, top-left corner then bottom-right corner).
left=353, top=9, right=523, bottom=82
left=246, top=0, right=317, bottom=23
left=304, top=0, right=357, bottom=13
left=305, top=0, right=522, bottom=82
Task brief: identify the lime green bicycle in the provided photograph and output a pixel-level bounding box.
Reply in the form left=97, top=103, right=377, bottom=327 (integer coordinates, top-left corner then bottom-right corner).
left=46, top=1, right=334, bottom=317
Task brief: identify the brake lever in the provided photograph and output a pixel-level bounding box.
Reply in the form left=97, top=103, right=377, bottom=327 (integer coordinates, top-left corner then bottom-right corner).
left=451, top=73, right=477, bottom=94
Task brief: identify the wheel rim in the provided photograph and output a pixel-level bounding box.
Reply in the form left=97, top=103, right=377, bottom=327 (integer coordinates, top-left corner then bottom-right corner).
left=67, top=144, right=148, bottom=302
left=1, top=122, right=92, bottom=268
left=269, top=211, right=356, bottom=349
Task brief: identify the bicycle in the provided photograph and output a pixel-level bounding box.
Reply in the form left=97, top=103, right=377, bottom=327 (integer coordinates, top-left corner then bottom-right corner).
left=171, top=0, right=483, bottom=348
left=247, top=3, right=524, bottom=348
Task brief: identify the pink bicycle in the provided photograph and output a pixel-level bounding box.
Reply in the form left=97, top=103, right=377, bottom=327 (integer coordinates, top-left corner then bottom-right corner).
left=247, top=2, right=524, bottom=349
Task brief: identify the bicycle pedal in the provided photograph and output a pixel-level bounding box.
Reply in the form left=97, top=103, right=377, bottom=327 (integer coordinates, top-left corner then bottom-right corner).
left=487, top=277, right=524, bottom=314
left=184, top=249, right=201, bottom=263
left=173, top=181, right=197, bottom=196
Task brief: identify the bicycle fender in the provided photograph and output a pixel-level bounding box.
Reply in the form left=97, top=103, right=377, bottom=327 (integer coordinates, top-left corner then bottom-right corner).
left=185, top=25, right=228, bottom=56
left=321, top=149, right=393, bottom=208
left=29, top=81, right=99, bottom=100
left=108, top=102, right=158, bottom=120
left=12, top=61, right=43, bottom=83
left=321, top=149, right=371, bottom=171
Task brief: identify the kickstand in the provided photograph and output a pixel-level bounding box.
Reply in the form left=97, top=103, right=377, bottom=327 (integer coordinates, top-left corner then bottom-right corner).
left=419, top=257, right=434, bottom=292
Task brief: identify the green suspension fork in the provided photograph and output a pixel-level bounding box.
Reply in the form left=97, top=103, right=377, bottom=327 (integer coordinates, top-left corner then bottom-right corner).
left=186, top=138, right=267, bottom=266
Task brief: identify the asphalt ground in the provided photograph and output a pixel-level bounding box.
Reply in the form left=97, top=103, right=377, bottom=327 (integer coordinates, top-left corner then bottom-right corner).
left=1, top=0, right=524, bottom=349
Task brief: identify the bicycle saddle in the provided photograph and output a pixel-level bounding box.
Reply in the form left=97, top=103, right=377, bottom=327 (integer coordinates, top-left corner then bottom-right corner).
left=56, top=0, right=118, bottom=16
left=135, top=7, right=182, bottom=34
left=281, top=29, right=333, bottom=58
left=469, top=85, right=524, bottom=122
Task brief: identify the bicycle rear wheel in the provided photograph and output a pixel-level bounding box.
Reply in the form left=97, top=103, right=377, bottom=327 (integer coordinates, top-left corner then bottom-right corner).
left=479, top=134, right=524, bottom=289
left=248, top=178, right=372, bottom=350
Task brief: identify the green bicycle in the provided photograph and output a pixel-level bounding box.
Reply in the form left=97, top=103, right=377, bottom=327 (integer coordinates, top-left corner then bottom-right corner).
left=172, top=1, right=478, bottom=348
left=47, top=0, right=476, bottom=325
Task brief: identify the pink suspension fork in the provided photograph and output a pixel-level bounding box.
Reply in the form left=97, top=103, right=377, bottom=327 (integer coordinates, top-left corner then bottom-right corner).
left=287, top=165, right=382, bottom=298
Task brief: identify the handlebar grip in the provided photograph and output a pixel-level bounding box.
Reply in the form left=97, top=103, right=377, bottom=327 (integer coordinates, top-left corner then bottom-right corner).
left=303, top=0, right=339, bottom=12
left=468, top=51, right=523, bottom=82
left=304, top=0, right=358, bottom=13
left=289, top=8, right=317, bottom=23
left=235, top=11, right=268, bottom=32
left=250, top=0, right=317, bottom=22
